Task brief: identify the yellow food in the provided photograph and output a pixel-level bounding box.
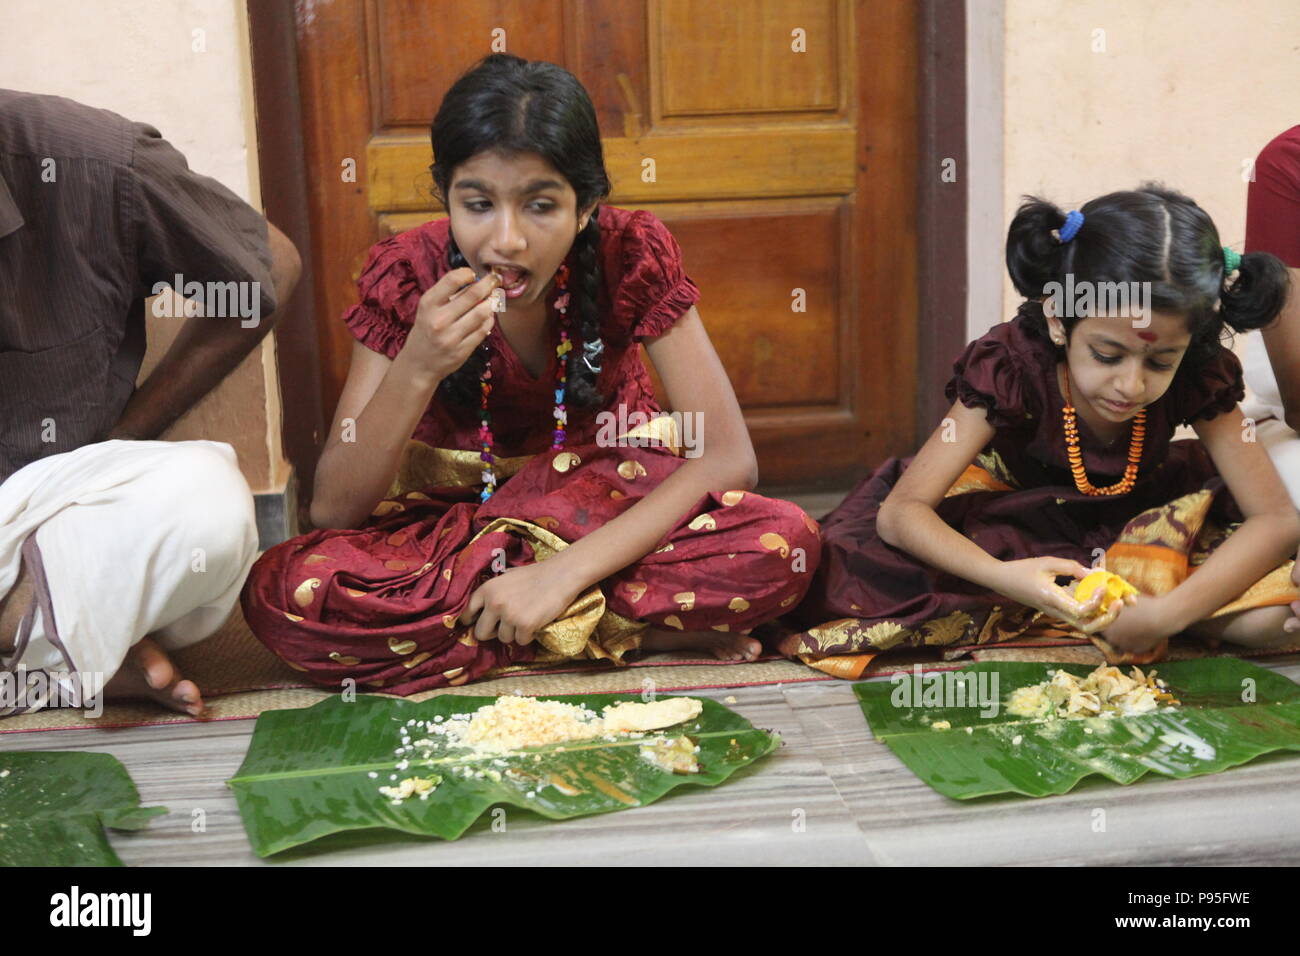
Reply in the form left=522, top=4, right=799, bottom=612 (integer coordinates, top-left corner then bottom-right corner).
left=378, top=775, right=439, bottom=803
left=1006, top=664, right=1180, bottom=720
left=379, top=695, right=707, bottom=801
left=1073, top=570, right=1139, bottom=615
left=459, top=696, right=606, bottom=752
left=440, top=695, right=702, bottom=752
left=601, top=698, right=703, bottom=733
left=639, top=736, right=701, bottom=774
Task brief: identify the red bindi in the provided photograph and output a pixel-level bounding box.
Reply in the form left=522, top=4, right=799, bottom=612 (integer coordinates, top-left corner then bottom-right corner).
left=1136, top=331, right=1157, bottom=342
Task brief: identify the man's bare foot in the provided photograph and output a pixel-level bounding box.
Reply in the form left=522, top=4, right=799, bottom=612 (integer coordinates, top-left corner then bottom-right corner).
left=641, top=627, right=763, bottom=662
left=103, top=637, right=206, bottom=717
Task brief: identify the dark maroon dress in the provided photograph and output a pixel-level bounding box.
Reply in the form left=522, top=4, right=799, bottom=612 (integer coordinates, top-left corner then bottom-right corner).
left=780, top=314, right=1247, bottom=662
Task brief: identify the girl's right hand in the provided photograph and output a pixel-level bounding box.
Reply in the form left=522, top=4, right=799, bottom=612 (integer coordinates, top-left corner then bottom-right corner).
left=402, top=268, right=502, bottom=382
left=992, top=557, right=1120, bottom=633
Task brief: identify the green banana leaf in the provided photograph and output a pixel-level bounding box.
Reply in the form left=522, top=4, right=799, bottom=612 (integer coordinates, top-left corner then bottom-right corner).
left=0, top=752, right=168, bottom=866
left=228, top=693, right=780, bottom=856
left=855, top=659, right=1300, bottom=800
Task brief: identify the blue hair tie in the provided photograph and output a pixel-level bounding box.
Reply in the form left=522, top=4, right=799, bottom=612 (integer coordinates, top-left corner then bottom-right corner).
left=1057, top=210, right=1084, bottom=243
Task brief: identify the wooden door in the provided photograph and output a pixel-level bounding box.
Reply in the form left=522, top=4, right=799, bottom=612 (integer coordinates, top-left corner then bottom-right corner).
left=291, top=0, right=918, bottom=491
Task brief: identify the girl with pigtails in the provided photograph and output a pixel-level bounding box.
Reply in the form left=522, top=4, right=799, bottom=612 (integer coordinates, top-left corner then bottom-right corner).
left=241, top=54, right=820, bottom=692
left=784, top=184, right=1300, bottom=675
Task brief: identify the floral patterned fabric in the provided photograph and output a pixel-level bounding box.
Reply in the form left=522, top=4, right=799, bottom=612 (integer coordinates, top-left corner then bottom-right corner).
left=242, top=439, right=820, bottom=694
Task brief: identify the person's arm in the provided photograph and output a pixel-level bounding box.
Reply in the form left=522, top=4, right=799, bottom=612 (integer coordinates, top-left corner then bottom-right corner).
left=1260, top=267, right=1300, bottom=433
left=308, top=342, right=430, bottom=529
left=112, top=121, right=306, bottom=441
left=310, top=268, right=502, bottom=529
left=1246, top=129, right=1300, bottom=430
left=876, top=400, right=1109, bottom=627
left=108, top=222, right=301, bottom=441
left=1104, top=405, right=1300, bottom=651
left=459, top=306, right=759, bottom=644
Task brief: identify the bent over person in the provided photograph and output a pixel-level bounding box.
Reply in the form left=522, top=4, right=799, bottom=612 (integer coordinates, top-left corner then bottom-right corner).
left=0, top=90, right=301, bottom=717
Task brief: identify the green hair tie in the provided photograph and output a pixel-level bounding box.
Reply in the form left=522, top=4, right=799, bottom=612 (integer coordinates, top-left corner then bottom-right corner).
left=1223, top=246, right=1242, bottom=274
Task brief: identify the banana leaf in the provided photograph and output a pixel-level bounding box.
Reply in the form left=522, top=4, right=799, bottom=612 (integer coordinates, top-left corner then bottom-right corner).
left=228, top=693, right=780, bottom=856
left=854, top=659, right=1300, bottom=799
left=0, top=752, right=168, bottom=866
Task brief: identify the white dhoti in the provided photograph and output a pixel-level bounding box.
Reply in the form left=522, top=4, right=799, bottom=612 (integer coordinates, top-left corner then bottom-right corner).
left=0, top=440, right=258, bottom=715
left=1249, top=417, right=1300, bottom=508
left=1243, top=332, right=1300, bottom=509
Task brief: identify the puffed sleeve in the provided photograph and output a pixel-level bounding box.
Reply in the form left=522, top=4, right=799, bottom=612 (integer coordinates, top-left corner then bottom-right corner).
left=943, top=325, right=1042, bottom=428
left=612, top=211, right=701, bottom=341
left=1167, top=346, right=1246, bottom=425
left=342, top=236, right=423, bottom=359
left=131, top=122, right=278, bottom=318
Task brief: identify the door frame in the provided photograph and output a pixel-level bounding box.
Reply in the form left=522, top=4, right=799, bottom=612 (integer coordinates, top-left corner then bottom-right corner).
left=916, top=0, right=969, bottom=444
left=247, top=0, right=325, bottom=503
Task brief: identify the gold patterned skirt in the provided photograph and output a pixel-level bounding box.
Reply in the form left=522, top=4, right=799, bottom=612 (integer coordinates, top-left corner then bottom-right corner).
left=242, top=421, right=821, bottom=694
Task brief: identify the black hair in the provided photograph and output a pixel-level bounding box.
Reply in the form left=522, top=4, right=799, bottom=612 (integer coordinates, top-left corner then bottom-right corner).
left=429, top=53, right=610, bottom=409
left=1005, top=183, right=1290, bottom=367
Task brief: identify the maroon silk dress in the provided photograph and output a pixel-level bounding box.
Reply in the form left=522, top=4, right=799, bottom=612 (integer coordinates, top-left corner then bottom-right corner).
left=242, top=207, right=821, bottom=693
left=780, top=314, right=1277, bottom=665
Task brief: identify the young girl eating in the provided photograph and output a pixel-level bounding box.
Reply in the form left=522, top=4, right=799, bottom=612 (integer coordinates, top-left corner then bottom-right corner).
left=784, top=185, right=1299, bottom=674
left=241, top=55, right=819, bottom=693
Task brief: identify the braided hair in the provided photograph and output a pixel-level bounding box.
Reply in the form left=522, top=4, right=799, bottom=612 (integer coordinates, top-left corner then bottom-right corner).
left=430, top=54, right=610, bottom=409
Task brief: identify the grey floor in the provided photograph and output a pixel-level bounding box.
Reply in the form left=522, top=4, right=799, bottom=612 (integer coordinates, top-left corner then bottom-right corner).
left=7, top=485, right=1299, bottom=866
left=6, top=655, right=1300, bottom=866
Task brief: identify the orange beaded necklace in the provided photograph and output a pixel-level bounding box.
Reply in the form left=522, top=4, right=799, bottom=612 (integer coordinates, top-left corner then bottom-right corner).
left=1060, top=368, right=1146, bottom=496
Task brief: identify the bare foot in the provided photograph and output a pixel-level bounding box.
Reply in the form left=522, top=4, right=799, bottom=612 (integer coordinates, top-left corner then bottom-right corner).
left=1189, top=605, right=1296, bottom=649
left=103, top=637, right=206, bottom=717
left=641, top=627, right=762, bottom=662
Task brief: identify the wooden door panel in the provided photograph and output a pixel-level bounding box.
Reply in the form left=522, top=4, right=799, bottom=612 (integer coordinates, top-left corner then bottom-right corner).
left=366, top=128, right=857, bottom=209
left=655, top=0, right=843, bottom=117
left=294, top=0, right=917, bottom=491
left=373, top=1, right=569, bottom=127
left=646, top=201, right=844, bottom=409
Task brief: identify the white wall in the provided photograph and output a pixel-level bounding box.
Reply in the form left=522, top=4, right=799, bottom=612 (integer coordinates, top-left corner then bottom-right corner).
left=965, top=0, right=1005, bottom=341
left=997, top=0, right=1300, bottom=325
left=0, top=0, right=288, bottom=491
left=0, top=0, right=259, bottom=202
